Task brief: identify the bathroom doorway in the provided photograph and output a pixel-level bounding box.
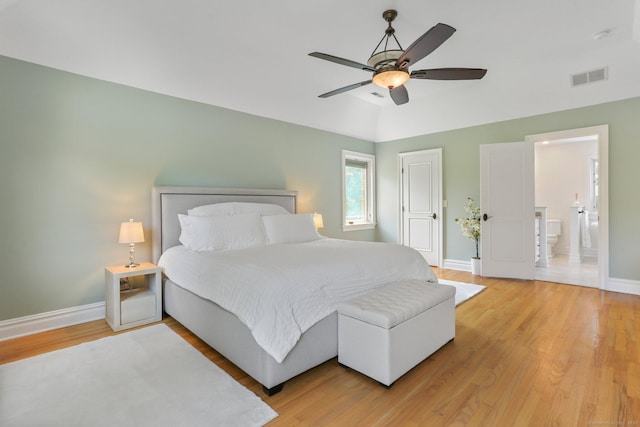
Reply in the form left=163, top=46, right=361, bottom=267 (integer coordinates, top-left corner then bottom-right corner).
left=526, top=125, right=609, bottom=289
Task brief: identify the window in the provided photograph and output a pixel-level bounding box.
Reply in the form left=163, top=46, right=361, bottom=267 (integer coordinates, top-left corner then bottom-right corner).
left=342, top=150, right=376, bottom=231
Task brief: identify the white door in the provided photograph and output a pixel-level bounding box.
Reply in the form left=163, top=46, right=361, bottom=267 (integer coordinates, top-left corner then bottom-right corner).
left=480, top=142, right=535, bottom=279
left=399, top=149, right=442, bottom=266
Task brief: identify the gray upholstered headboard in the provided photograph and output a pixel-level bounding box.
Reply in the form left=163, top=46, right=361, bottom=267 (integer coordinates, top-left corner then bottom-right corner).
left=151, top=186, right=298, bottom=263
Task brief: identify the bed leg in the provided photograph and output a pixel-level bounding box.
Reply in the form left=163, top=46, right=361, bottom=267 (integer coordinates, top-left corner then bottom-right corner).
left=263, top=382, right=285, bottom=396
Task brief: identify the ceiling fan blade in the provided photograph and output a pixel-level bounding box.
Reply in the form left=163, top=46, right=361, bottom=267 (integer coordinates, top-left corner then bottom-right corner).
left=411, top=68, right=487, bottom=80
left=396, top=23, right=456, bottom=69
left=389, top=85, right=409, bottom=105
left=318, top=80, right=373, bottom=98
left=309, top=52, right=376, bottom=72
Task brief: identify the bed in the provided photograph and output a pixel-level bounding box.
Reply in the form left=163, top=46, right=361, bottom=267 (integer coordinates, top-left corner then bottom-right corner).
left=151, top=186, right=437, bottom=395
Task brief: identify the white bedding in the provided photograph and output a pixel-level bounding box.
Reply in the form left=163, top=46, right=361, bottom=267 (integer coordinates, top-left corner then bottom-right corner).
left=158, top=238, right=437, bottom=363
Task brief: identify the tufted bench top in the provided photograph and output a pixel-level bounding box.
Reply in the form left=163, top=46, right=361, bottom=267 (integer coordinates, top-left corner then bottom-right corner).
left=337, top=280, right=456, bottom=329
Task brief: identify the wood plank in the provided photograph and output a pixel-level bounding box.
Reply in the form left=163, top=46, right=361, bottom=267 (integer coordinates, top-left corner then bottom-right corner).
left=2, top=268, right=640, bottom=425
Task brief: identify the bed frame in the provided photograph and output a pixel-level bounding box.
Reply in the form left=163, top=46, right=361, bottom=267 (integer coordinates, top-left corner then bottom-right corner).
left=151, top=186, right=338, bottom=395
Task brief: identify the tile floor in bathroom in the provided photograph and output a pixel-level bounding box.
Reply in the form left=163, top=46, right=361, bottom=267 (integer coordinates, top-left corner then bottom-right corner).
left=535, top=253, right=599, bottom=288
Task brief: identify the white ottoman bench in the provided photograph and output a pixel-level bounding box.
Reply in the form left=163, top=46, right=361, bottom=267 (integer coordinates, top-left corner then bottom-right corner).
left=337, top=280, right=456, bottom=386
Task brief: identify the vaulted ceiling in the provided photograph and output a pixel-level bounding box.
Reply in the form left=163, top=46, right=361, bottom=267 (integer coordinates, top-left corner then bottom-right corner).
left=1, top=0, right=639, bottom=142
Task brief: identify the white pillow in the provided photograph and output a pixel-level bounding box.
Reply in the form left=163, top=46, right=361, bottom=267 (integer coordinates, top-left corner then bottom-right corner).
left=262, top=213, right=322, bottom=244
left=178, top=213, right=267, bottom=252
left=188, top=202, right=290, bottom=217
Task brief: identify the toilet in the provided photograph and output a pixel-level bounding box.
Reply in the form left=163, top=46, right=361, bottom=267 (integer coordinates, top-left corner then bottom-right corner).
left=547, top=219, right=562, bottom=258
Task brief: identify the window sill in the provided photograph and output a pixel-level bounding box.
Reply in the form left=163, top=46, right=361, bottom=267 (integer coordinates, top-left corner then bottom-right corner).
left=343, top=222, right=376, bottom=232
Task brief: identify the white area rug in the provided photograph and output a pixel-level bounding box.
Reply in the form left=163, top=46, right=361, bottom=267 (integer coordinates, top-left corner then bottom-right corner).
left=0, top=324, right=277, bottom=427
left=438, top=279, right=486, bottom=306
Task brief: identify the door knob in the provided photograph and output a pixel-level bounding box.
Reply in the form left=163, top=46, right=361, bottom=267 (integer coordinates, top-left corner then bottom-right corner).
left=432, top=213, right=437, bottom=220
left=483, top=213, right=491, bottom=221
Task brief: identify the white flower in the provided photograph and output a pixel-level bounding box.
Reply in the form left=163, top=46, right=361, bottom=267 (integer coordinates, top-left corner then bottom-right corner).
left=455, top=197, right=481, bottom=258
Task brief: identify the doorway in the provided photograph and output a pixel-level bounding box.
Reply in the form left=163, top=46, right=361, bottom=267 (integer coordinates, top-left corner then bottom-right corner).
left=526, top=125, right=609, bottom=289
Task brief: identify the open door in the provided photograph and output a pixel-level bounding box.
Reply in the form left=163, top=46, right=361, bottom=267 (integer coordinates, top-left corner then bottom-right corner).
left=480, top=141, right=535, bottom=279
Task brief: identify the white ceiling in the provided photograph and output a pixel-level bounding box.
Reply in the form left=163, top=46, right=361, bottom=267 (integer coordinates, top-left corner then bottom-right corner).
left=1, top=0, right=639, bottom=142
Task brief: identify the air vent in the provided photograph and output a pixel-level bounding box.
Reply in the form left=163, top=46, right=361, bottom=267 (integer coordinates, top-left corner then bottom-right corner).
left=571, top=67, right=608, bottom=87
left=588, top=68, right=607, bottom=82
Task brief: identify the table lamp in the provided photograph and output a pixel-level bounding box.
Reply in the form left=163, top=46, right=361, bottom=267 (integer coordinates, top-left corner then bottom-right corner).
left=313, top=213, right=324, bottom=229
left=119, top=219, right=144, bottom=268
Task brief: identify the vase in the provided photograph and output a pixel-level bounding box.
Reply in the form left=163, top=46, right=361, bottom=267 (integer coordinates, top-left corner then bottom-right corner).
left=471, top=257, right=481, bottom=275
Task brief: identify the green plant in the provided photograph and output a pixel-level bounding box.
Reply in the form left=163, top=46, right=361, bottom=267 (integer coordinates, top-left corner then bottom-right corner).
left=455, top=197, right=481, bottom=259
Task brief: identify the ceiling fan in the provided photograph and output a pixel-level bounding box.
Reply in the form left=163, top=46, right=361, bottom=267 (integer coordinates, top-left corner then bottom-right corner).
left=309, top=9, right=487, bottom=105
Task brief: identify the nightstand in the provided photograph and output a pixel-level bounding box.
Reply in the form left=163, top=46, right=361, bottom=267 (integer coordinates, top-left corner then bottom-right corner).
left=105, top=262, right=162, bottom=331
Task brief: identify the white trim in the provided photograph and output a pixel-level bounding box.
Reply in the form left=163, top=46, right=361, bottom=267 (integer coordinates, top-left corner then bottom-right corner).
left=342, top=222, right=376, bottom=231
left=526, top=125, right=609, bottom=291
left=0, top=302, right=105, bottom=342
left=426, top=257, right=640, bottom=294
left=2, top=276, right=632, bottom=345
left=604, top=277, right=640, bottom=296
left=588, top=156, right=599, bottom=212
left=444, top=259, right=640, bottom=296
left=342, top=150, right=376, bottom=232
left=443, top=258, right=473, bottom=272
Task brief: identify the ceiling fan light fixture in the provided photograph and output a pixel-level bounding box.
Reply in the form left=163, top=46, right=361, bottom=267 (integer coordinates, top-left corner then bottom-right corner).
left=309, top=8, right=486, bottom=105
left=372, top=69, right=410, bottom=89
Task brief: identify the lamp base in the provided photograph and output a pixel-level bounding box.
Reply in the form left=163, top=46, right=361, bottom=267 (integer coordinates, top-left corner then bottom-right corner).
left=125, top=243, right=139, bottom=269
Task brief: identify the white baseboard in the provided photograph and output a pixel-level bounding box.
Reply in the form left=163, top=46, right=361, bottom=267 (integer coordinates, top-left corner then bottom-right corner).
left=554, top=247, right=598, bottom=259
left=2, top=274, right=638, bottom=342
left=443, top=258, right=472, bottom=272
left=605, top=277, right=640, bottom=296
left=443, top=259, right=640, bottom=296
left=0, top=302, right=105, bottom=342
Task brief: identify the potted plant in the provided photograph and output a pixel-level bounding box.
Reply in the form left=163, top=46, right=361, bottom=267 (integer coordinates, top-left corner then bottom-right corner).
left=455, top=197, right=481, bottom=275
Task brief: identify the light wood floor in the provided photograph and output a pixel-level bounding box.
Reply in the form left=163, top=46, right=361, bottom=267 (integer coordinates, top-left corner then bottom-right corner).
left=2, top=269, right=639, bottom=426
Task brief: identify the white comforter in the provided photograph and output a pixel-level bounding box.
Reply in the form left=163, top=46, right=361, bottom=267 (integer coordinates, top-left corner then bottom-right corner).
left=158, top=238, right=437, bottom=363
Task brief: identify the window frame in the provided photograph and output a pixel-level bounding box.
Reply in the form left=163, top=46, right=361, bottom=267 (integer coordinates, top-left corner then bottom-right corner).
left=341, top=150, right=376, bottom=231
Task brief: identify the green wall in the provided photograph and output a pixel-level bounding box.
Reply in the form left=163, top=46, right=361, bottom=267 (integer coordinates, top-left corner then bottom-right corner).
left=0, top=56, right=374, bottom=320
left=2, top=53, right=639, bottom=322
left=375, top=96, right=640, bottom=282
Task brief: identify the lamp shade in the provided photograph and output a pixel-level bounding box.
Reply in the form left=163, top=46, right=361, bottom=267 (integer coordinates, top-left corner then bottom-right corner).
left=118, top=219, right=144, bottom=244
left=313, top=213, right=324, bottom=229
left=372, top=69, right=410, bottom=89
